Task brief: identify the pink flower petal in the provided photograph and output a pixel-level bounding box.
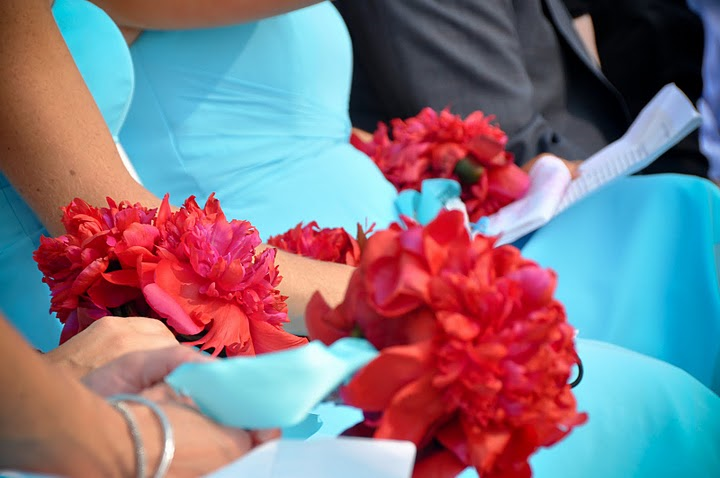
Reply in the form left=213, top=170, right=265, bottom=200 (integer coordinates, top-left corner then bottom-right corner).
left=143, top=282, right=203, bottom=335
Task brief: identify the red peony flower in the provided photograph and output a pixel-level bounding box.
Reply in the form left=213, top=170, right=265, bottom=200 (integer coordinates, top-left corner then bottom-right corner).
left=34, top=198, right=155, bottom=329
left=351, top=108, right=531, bottom=221
left=34, top=194, right=306, bottom=356
left=143, top=195, right=306, bottom=356
left=266, top=221, right=367, bottom=266
left=306, top=210, right=586, bottom=478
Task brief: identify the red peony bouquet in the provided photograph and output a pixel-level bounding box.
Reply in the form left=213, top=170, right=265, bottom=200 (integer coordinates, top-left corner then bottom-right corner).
left=34, top=194, right=306, bottom=356
left=267, top=221, right=373, bottom=266
left=306, top=210, right=586, bottom=478
left=352, top=108, right=530, bottom=222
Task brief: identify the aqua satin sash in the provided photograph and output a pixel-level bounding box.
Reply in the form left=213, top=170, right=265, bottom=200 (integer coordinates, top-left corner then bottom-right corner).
left=165, top=338, right=378, bottom=429
left=395, top=178, right=470, bottom=222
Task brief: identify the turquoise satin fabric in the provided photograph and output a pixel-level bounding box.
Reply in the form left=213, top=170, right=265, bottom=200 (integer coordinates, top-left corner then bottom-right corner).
left=0, top=0, right=133, bottom=350
left=120, top=3, right=398, bottom=239
left=52, top=0, right=134, bottom=140
left=522, top=174, right=720, bottom=393
left=395, top=179, right=463, bottom=224
left=493, top=340, right=720, bottom=477
left=166, top=338, right=378, bottom=429
left=0, top=174, right=57, bottom=351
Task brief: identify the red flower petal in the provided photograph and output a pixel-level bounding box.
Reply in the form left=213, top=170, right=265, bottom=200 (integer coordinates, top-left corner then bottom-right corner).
left=340, top=421, right=376, bottom=439
left=435, top=419, right=469, bottom=464
left=143, top=282, right=203, bottom=335
left=413, top=448, right=467, bottom=478
left=267, top=221, right=364, bottom=266
left=71, top=257, right=108, bottom=295
left=375, top=373, right=451, bottom=445
left=102, top=269, right=141, bottom=287
left=122, top=222, right=160, bottom=249
left=59, top=311, right=79, bottom=344
left=247, top=319, right=308, bottom=355
left=422, top=210, right=471, bottom=275
left=87, top=279, right=141, bottom=309
left=358, top=307, right=437, bottom=350
left=486, top=164, right=531, bottom=201
left=463, top=423, right=513, bottom=477
left=142, top=260, right=204, bottom=335
left=305, top=291, right=355, bottom=345
left=186, top=302, right=253, bottom=356
left=506, top=267, right=557, bottom=309
left=466, top=135, right=507, bottom=166
left=342, top=341, right=432, bottom=411
left=365, top=254, right=429, bottom=317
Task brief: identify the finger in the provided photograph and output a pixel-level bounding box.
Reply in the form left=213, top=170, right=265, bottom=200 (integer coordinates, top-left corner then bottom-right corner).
left=148, top=382, right=201, bottom=409
left=142, top=382, right=200, bottom=407
left=351, top=127, right=373, bottom=143
left=84, top=345, right=205, bottom=395
left=136, top=345, right=213, bottom=387
left=105, top=345, right=211, bottom=392
left=564, top=160, right=582, bottom=179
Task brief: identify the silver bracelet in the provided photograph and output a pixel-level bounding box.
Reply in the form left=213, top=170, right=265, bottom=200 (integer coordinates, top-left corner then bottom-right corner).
left=109, top=394, right=176, bottom=478
left=110, top=400, right=146, bottom=478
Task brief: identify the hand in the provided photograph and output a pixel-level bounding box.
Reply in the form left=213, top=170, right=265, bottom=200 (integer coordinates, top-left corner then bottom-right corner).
left=522, top=153, right=582, bottom=179
left=351, top=127, right=373, bottom=143
left=86, top=346, right=280, bottom=476
left=45, top=316, right=179, bottom=378
left=82, top=344, right=208, bottom=398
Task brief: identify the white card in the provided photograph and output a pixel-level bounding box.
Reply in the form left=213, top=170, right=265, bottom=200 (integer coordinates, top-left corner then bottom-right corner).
left=556, top=83, right=702, bottom=213
left=204, top=438, right=417, bottom=478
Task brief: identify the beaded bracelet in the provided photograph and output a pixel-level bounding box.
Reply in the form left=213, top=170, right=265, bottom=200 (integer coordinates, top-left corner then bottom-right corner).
left=108, top=394, right=175, bottom=478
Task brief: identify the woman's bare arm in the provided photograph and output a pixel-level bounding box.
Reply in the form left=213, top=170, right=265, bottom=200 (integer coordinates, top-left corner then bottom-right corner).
left=271, top=249, right=353, bottom=335
left=573, top=13, right=601, bottom=67
left=91, top=0, right=324, bottom=30
left=0, top=0, right=161, bottom=236
left=0, top=315, right=134, bottom=476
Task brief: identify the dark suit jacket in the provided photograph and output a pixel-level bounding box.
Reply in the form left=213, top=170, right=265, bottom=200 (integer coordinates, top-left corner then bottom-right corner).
left=334, top=0, right=633, bottom=166
left=562, top=0, right=708, bottom=177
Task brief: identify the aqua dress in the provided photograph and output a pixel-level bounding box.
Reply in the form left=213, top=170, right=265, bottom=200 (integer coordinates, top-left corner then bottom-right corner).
left=523, top=174, right=720, bottom=394
left=120, top=2, right=398, bottom=239
left=0, top=0, right=134, bottom=351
